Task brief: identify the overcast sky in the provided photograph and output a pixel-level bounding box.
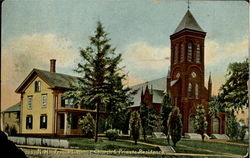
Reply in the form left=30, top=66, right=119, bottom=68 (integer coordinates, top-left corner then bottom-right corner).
left=1, top=0, right=248, bottom=109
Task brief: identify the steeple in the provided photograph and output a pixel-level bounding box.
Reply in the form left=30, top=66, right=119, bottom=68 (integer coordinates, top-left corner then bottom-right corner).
left=208, top=72, right=212, bottom=99
left=174, top=10, right=204, bottom=34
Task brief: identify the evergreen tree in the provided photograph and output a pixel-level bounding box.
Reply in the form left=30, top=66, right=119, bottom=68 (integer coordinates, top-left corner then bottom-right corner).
left=129, top=111, right=141, bottom=145
left=140, top=103, right=158, bottom=142
left=161, top=92, right=172, bottom=145
left=106, top=70, right=136, bottom=131
left=168, top=106, right=182, bottom=147
left=140, top=102, right=149, bottom=142
left=63, top=21, right=131, bottom=142
left=194, top=104, right=208, bottom=142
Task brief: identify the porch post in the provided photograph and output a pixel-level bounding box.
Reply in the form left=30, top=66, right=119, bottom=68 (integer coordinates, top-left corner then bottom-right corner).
left=64, top=113, right=68, bottom=135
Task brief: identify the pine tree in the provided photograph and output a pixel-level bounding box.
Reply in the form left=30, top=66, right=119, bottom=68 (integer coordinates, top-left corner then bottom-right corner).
left=129, top=111, right=141, bottom=145
left=194, top=104, right=208, bottom=142
left=168, top=106, right=182, bottom=147
left=140, top=103, right=149, bottom=142
left=161, top=92, right=172, bottom=145
left=140, top=103, right=158, bottom=142
left=63, top=21, right=131, bottom=142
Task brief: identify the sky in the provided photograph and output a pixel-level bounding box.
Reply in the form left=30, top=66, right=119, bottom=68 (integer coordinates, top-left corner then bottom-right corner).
left=1, top=0, right=249, bottom=110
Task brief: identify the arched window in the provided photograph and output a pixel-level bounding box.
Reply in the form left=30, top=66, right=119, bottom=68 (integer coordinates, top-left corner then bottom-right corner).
left=187, top=42, right=192, bottom=62
left=172, top=46, right=175, bottom=63
left=178, top=43, right=184, bottom=62
left=188, top=83, right=192, bottom=97
left=175, top=45, right=178, bottom=63
left=196, top=44, right=201, bottom=63
left=180, top=43, right=184, bottom=62
left=195, top=84, right=199, bottom=99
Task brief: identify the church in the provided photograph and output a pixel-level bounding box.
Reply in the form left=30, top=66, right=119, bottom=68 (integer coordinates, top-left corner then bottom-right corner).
left=129, top=9, right=225, bottom=135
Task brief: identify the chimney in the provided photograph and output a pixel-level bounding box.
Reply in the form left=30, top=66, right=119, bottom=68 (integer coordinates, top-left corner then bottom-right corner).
left=50, top=59, right=56, bottom=73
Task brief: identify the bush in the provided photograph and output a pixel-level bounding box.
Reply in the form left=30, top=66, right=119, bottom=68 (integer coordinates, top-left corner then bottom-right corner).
left=106, top=129, right=119, bottom=141
left=168, top=106, right=182, bottom=147
left=79, top=113, right=95, bottom=138
left=10, top=126, right=17, bottom=136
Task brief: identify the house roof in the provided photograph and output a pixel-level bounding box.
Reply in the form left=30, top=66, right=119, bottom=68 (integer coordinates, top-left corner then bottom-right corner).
left=174, top=10, right=204, bottom=33
left=2, top=102, right=20, bottom=113
left=16, top=69, right=80, bottom=93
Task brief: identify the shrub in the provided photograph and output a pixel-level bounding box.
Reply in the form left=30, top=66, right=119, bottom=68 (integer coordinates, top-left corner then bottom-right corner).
left=226, top=114, right=240, bottom=140
left=79, top=113, right=95, bottom=138
left=168, top=106, right=182, bottom=147
left=10, top=126, right=17, bottom=136
left=194, top=104, right=208, bottom=142
left=106, top=129, right=119, bottom=141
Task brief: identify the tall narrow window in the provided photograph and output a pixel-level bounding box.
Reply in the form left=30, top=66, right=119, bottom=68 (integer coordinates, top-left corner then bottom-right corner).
left=40, top=115, right=47, bottom=129
left=196, top=44, right=201, bottom=63
left=179, top=43, right=184, bottom=62
left=60, top=114, right=65, bottom=129
left=188, top=83, right=192, bottom=97
left=41, top=94, right=47, bottom=107
left=26, top=115, right=33, bottom=129
left=181, top=43, right=184, bottom=62
left=35, top=81, right=41, bottom=92
left=27, top=96, right=33, bottom=109
left=187, top=42, right=192, bottom=62
left=195, top=84, right=199, bottom=99
left=175, top=45, right=178, bottom=63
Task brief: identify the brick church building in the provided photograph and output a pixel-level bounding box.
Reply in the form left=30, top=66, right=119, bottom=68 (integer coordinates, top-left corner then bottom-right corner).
left=167, top=10, right=225, bottom=135
left=129, top=10, right=225, bottom=135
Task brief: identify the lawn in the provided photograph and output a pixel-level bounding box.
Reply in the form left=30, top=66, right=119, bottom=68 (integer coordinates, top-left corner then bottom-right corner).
left=66, top=137, right=249, bottom=157
left=67, top=137, right=158, bottom=151
left=143, top=138, right=248, bottom=156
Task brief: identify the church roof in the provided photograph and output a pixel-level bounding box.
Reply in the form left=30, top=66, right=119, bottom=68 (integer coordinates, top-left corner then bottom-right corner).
left=174, top=10, right=204, bottom=33
left=129, top=77, right=166, bottom=106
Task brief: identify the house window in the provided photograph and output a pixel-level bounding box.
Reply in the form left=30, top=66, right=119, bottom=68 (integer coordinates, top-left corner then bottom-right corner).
left=16, top=112, right=20, bottom=119
left=40, top=115, right=47, bottom=129
left=26, top=115, right=33, bottom=129
left=195, top=84, right=199, bottom=99
left=196, top=44, right=201, bottom=63
left=71, top=114, right=78, bottom=129
left=41, top=94, right=47, bottom=107
left=187, top=42, right=193, bottom=62
left=65, top=99, right=69, bottom=105
left=35, top=81, right=41, bottom=92
left=27, top=96, right=33, bottom=109
left=60, top=114, right=65, bottom=129
left=188, top=83, right=192, bottom=97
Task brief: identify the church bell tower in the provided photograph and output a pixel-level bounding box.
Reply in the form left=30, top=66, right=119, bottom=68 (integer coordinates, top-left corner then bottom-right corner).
left=168, top=10, right=212, bottom=134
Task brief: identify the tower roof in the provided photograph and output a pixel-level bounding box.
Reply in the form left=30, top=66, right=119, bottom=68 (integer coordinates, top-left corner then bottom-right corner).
left=174, top=10, right=204, bottom=33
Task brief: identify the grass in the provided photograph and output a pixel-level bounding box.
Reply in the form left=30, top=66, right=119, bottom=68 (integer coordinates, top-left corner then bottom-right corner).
left=66, top=137, right=248, bottom=157
left=67, top=137, right=158, bottom=151
left=142, top=138, right=248, bottom=156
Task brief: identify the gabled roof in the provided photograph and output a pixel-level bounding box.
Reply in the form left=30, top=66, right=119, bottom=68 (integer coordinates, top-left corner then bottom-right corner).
left=130, top=77, right=166, bottom=106
left=15, top=69, right=80, bottom=93
left=174, top=10, right=204, bottom=33
left=2, top=102, right=20, bottom=113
